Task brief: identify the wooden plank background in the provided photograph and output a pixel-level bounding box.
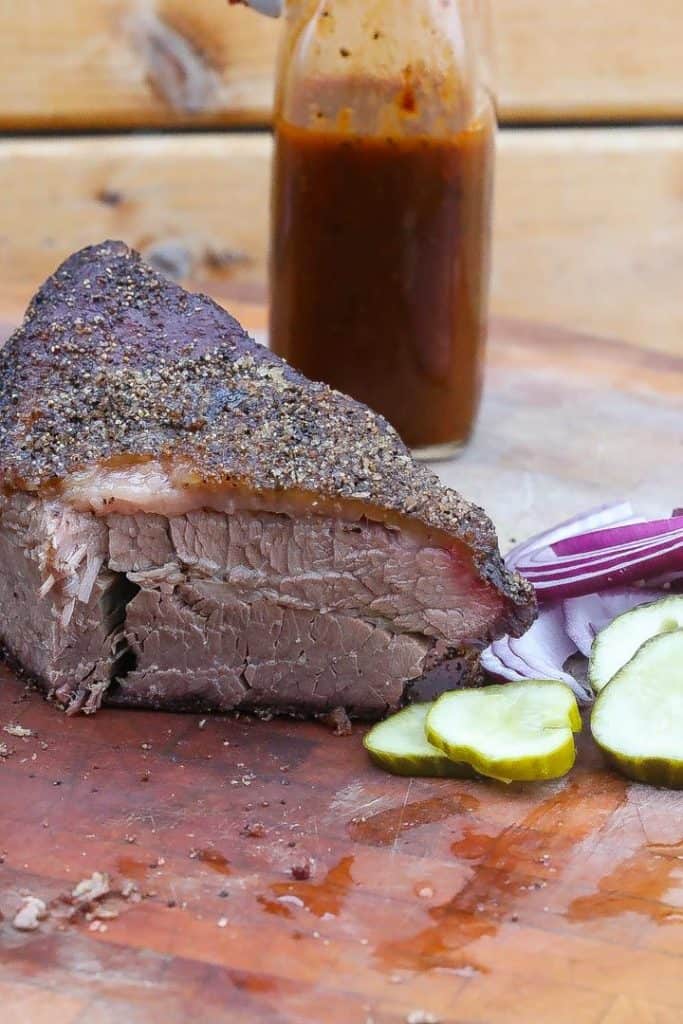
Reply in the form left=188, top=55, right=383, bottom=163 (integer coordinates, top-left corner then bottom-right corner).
left=0, top=0, right=681, bottom=128
left=0, top=129, right=680, bottom=355
left=0, top=1, right=680, bottom=351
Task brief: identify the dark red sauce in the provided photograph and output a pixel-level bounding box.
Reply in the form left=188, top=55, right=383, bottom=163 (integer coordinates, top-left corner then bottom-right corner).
left=270, top=117, right=494, bottom=450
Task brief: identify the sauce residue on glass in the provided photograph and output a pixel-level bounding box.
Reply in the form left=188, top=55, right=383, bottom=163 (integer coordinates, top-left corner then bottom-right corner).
left=270, top=115, right=493, bottom=451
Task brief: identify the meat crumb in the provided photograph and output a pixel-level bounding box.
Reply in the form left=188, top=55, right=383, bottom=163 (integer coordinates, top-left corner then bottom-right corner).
left=89, top=904, right=119, bottom=921
left=291, top=859, right=313, bottom=881
left=320, top=707, right=353, bottom=736
left=217, top=916, right=228, bottom=928
left=241, top=823, right=267, bottom=839
left=3, top=723, right=33, bottom=738
left=0, top=742, right=12, bottom=758
left=120, top=879, right=141, bottom=901
left=12, top=896, right=47, bottom=931
left=52, top=872, right=129, bottom=927
left=72, top=871, right=110, bottom=905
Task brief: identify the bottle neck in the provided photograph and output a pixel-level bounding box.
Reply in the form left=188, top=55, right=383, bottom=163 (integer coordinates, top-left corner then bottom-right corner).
left=276, top=0, right=494, bottom=139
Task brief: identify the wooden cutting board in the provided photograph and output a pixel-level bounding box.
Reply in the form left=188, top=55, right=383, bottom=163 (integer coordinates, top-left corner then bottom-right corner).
left=0, top=317, right=681, bottom=1024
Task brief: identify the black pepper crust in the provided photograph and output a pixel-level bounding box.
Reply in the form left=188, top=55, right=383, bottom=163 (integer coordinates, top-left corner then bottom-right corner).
left=0, top=241, right=535, bottom=635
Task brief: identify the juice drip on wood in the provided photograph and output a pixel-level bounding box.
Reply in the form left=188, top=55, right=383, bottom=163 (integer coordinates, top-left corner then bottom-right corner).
left=230, top=972, right=286, bottom=996
left=375, top=776, right=627, bottom=974
left=267, top=855, right=356, bottom=918
left=258, top=895, right=296, bottom=919
left=348, top=793, right=480, bottom=846
left=450, top=825, right=494, bottom=861
left=195, top=848, right=232, bottom=875
left=116, top=856, right=149, bottom=881
left=568, top=844, right=683, bottom=924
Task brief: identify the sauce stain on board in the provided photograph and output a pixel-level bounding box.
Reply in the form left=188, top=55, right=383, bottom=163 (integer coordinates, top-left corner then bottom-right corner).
left=375, top=776, right=628, bottom=974
left=267, top=856, right=356, bottom=918
left=568, top=843, right=683, bottom=924
left=116, top=856, right=150, bottom=881
left=349, top=792, right=480, bottom=846
left=195, top=848, right=232, bottom=875
left=258, top=895, right=295, bottom=919
left=451, top=825, right=497, bottom=861
left=230, top=971, right=288, bottom=996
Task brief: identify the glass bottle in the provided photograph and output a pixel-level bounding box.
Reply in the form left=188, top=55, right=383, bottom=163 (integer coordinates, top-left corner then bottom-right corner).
left=269, top=0, right=495, bottom=459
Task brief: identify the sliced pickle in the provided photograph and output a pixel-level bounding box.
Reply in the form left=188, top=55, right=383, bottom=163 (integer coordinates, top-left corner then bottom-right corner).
left=363, top=703, right=475, bottom=778
left=591, top=629, right=683, bottom=789
left=589, top=595, right=683, bottom=693
left=425, top=682, right=581, bottom=784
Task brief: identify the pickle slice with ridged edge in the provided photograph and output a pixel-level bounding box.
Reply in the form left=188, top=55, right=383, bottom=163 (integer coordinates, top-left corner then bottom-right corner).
left=425, top=682, right=581, bottom=783
left=589, top=595, right=683, bottom=693
left=591, top=629, right=683, bottom=789
left=363, top=703, right=475, bottom=778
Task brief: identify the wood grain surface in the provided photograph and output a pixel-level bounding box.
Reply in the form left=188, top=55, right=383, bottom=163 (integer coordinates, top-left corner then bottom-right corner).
left=490, top=0, right=683, bottom=123
left=0, top=0, right=680, bottom=129
left=0, top=129, right=681, bottom=356
left=0, top=316, right=681, bottom=1024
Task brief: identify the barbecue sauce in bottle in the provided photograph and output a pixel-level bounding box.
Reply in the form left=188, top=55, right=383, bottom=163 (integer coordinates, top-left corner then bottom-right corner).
left=270, top=1, right=496, bottom=458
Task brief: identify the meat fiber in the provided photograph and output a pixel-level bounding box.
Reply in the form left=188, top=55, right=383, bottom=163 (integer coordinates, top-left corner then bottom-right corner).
left=0, top=241, right=535, bottom=717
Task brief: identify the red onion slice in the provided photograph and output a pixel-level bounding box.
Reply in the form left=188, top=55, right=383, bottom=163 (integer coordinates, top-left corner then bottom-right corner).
left=490, top=638, right=535, bottom=677
left=482, top=503, right=680, bottom=702
left=524, top=527, right=683, bottom=575
left=515, top=536, right=683, bottom=599
left=483, top=607, right=589, bottom=703
left=505, top=502, right=634, bottom=571
left=508, top=605, right=577, bottom=677
left=553, top=515, right=683, bottom=557
left=480, top=646, right=526, bottom=682
left=563, top=589, right=661, bottom=657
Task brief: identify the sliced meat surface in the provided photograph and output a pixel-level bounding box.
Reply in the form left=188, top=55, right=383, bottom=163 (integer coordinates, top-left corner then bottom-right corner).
left=0, top=242, right=535, bottom=717
left=0, top=494, right=485, bottom=716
